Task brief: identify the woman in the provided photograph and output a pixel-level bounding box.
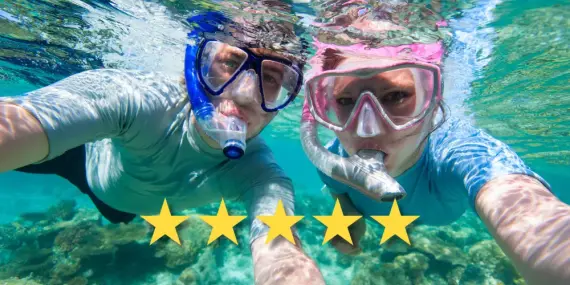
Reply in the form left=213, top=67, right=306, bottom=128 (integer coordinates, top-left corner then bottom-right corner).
left=0, top=10, right=325, bottom=285
left=300, top=3, right=570, bottom=285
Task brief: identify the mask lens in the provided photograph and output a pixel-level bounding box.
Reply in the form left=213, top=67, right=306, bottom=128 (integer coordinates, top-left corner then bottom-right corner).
left=309, top=66, right=435, bottom=129
left=261, top=60, right=300, bottom=109
left=199, top=41, right=248, bottom=92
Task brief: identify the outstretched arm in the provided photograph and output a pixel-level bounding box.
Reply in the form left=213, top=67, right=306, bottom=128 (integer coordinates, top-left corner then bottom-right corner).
left=235, top=142, right=325, bottom=285
left=0, top=69, right=133, bottom=172
left=0, top=103, right=49, bottom=172
left=0, top=69, right=170, bottom=173
left=476, top=174, right=570, bottom=285
left=251, top=234, right=324, bottom=285
left=246, top=178, right=325, bottom=285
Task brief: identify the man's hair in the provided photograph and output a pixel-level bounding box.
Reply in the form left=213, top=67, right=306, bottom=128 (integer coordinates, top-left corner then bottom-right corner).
left=187, top=0, right=310, bottom=64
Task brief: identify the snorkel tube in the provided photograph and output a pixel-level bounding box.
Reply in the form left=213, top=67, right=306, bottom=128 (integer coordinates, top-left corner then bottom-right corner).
left=300, top=99, right=406, bottom=202
left=185, top=12, right=247, bottom=159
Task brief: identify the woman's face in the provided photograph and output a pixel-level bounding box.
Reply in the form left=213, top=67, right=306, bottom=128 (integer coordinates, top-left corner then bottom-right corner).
left=328, top=58, right=436, bottom=176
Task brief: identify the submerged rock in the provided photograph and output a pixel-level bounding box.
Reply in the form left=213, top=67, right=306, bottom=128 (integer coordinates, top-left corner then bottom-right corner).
left=0, top=225, right=20, bottom=250
left=411, top=235, right=468, bottom=267
left=177, top=267, right=199, bottom=285
left=155, top=239, right=199, bottom=269
left=0, top=244, right=53, bottom=279
left=393, top=252, right=430, bottom=283
left=187, top=247, right=222, bottom=285
left=0, top=277, right=42, bottom=285
left=469, top=239, right=523, bottom=283
left=350, top=252, right=430, bottom=285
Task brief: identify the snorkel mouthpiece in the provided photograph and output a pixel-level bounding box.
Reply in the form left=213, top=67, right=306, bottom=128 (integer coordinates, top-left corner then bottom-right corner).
left=351, top=149, right=406, bottom=201
left=220, top=116, right=247, bottom=159
left=300, top=120, right=406, bottom=202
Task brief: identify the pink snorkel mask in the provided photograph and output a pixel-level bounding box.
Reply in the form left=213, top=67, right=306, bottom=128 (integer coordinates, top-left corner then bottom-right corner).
left=300, top=38, right=444, bottom=202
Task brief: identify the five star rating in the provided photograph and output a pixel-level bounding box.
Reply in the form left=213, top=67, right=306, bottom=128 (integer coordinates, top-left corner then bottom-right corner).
left=141, top=198, right=419, bottom=247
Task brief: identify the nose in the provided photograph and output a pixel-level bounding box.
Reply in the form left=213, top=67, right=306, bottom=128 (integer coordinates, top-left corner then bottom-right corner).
left=230, top=69, right=260, bottom=105
left=356, top=101, right=383, bottom=138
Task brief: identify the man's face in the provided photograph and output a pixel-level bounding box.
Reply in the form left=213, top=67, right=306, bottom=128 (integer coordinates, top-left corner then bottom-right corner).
left=206, top=44, right=298, bottom=139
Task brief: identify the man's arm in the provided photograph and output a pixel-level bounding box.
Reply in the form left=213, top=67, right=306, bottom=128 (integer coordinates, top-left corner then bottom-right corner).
left=251, top=235, right=324, bottom=285
left=235, top=141, right=325, bottom=285
left=0, top=69, right=143, bottom=172
left=0, top=103, right=49, bottom=172
left=476, top=174, right=570, bottom=285
left=245, top=178, right=325, bottom=285
left=0, top=69, right=178, bottom=173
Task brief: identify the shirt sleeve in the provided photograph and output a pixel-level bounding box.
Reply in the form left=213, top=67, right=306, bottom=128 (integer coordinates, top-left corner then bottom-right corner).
left=430, top=119, right=552, bottom=212
left=232, top=140, right=298, bottom=247
left=0, top=69, right=165, bottom=163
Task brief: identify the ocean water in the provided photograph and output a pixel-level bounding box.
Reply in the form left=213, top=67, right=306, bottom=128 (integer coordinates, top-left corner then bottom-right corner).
left=0, top=0, right=569, bottom=284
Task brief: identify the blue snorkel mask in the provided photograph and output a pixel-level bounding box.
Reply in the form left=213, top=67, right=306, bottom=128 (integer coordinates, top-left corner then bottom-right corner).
left=185, top=12, right=247, bottom=159
left=185, top=11, right=303, bottom=159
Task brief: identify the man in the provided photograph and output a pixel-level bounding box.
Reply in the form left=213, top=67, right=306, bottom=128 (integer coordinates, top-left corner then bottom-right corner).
left=0, top=7, right=325, bottom=285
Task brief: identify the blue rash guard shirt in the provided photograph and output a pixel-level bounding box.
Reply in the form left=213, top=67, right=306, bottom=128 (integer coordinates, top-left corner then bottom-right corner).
left=317, top=118, right=551, bottom=225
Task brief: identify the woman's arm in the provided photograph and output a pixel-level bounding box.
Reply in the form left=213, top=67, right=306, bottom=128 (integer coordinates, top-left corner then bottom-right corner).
left=0, top=103, right=49, bottom=172
left=475, top=174, right=570, bottom=285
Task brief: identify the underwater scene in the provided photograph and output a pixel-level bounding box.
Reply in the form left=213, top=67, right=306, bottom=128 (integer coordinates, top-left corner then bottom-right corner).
left=0, top=0, right=569, bottom=284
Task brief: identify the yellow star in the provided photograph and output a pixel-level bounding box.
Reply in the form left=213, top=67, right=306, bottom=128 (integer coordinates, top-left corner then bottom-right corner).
left=199, top=198, right=247, bottom=245
left=371, top=199, right=419, bottom=245
left=256, top=200, right=304, bottom=245
left=141, top=198, right=189, bottom=245
left=313, top=198, right=362, bottom=245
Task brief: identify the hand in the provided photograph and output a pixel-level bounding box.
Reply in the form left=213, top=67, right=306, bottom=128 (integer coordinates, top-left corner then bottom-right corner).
left=330, top=216, right=366, bottom=256
left=251, top=236, right=325, bottom=285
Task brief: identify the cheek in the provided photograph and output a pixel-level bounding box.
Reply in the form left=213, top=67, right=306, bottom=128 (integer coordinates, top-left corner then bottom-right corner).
left=250, top=112, right=275, bottom=129
left=401, top=122, right=425, bottom=139
left=390, top=123, right=430, bottom=152
left=392, top=133, right=421, bottom=153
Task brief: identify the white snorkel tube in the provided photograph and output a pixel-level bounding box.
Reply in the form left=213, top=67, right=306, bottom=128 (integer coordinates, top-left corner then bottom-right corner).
left=300, top=96, right=407, bottom=202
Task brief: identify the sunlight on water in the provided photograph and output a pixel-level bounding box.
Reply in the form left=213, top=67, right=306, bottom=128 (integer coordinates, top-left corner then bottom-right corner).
left=470, top=0, right=570, bottom=166
left=88, top=0, right=188, bottom=74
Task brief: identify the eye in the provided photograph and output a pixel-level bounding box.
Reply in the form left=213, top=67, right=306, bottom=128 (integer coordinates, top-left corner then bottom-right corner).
left=263, top=73, right=281, bottom=87
left=222, top=59, right=241, bottom=70
left=336, top=97, right=356, bottom=106
left=381, top=91, right=411, bottom=105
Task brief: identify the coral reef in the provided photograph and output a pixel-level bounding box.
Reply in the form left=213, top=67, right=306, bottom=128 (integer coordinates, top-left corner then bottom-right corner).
left=295, top=194, right=525, bottom=285
left=0, top=277, right=42, bottom=285
left=0, top=199, right=209, bottom=285
left=0, top=194, right=527, bottom=285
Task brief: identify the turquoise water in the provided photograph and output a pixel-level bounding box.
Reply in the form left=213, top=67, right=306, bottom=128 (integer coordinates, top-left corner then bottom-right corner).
left=1, top=0, right=569, bottom=284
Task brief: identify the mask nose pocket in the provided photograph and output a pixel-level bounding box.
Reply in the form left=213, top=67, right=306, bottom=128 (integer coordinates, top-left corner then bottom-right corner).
left=356, top=102, right=382, bottom=138
left=230, top=70, right=259, bottom=104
